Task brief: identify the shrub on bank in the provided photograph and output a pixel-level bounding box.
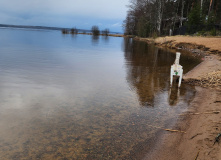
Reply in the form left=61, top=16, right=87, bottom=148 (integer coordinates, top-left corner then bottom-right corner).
left=91, top=26, right=100, bottom=36
left=102, top=29, right=109, bottom=36
left=71, top=27, right=78, bottom=34
left=195, top=29, right=221, bottom=36
left=62, top=29, right=69, bottom=34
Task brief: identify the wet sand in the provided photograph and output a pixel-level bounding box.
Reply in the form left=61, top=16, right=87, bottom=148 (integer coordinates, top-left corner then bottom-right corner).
left=146, top=87, right=221, bottom=160
left=140, top=36, right=221, bottom=160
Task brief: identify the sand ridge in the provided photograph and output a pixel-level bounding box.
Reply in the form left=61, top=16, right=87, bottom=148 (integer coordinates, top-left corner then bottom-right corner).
left=155, top=36, right=221, bottom=53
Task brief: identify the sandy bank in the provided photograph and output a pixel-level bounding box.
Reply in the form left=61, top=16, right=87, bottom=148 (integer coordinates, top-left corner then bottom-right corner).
left=136, top=36, right=221, bottom=160
left=135, top=36, right=221, bottom=56
left=146, top=87, right=221, bottom=160
left=156, top=36, right=221, bottom=53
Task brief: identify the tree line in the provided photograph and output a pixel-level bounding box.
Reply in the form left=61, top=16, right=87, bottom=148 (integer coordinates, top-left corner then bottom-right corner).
left=62, top=26, right=109, bottom=36
left=123, top=0, right=221, bottom=37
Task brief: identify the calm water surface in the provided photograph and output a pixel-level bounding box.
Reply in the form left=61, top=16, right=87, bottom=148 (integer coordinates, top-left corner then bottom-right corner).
left=0, top=28, right=201, bottom=159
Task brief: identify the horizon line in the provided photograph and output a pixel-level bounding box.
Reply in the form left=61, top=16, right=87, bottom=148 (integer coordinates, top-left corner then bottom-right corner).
left=0, top=24, right=123, bottom=34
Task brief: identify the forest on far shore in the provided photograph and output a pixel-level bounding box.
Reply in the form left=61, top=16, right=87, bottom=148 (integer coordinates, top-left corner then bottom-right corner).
left=123, top=0, right=221, bottom=37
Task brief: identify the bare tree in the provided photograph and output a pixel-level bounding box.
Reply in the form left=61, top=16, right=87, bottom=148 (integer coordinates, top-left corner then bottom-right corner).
left=91, top=26, right=100, bottom=35
left=201, top=0, right=203, bottom=10
left=123, top=0, right=221, bottom=37
left=180, top=0, right=185, bottom=27
left=208, top=0, right=215, bottom=15
left=102, top=29, right=109, bottom=36
left=156, top=0, right=165, bottom=35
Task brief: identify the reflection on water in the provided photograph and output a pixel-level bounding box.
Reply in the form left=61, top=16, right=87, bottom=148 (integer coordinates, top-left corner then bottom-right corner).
left=0, top=29, right=201, bottom=160
left=92, top=35, right=100, bottom=44
left=102, top=35, right=109, bottom=43
left=123, top=38, right=200, bottom=107
left=169, top=87, right=181, bottom=106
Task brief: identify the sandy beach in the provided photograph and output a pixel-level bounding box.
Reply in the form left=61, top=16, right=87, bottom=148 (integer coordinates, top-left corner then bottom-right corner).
left=155, top=36, right=221, bottom=53
left=140, top=36, right=221, bottom=160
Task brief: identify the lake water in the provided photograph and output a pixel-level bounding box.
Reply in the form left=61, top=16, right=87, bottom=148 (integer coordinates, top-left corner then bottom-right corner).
left=0, top=28, right=200, bottom=159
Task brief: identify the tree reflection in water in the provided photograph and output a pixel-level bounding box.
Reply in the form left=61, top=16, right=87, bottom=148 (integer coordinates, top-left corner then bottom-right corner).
left=91, top=35, right=99, bottom=45
left=123, top=38, right=199, bottom=107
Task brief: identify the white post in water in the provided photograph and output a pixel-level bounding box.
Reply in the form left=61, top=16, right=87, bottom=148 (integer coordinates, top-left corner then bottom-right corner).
left=170, top=52, right=183, bottom=87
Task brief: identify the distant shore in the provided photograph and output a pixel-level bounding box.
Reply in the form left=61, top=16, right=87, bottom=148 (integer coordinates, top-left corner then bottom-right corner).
left=0, top=24, right=125, bottom=37
left=136, top=36, right=221, bottom=160
left=77, top=32, right=125, bottom=37
left=62, top=31, right=125, bottom=37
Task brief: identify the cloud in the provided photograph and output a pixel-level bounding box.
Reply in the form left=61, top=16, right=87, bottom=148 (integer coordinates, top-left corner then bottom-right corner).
left=0, top=0, right=128, bottom=19
left=0, top=0, right=128, bottom=32
left=112, top=23, right=122, bottom=27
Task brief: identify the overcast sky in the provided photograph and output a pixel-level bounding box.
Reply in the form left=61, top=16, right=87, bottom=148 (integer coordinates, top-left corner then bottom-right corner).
left=0, top=0, right=129, bottom=32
